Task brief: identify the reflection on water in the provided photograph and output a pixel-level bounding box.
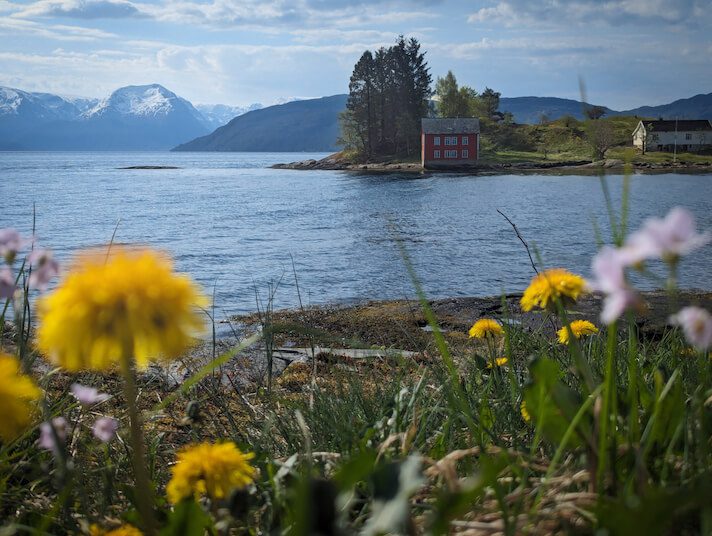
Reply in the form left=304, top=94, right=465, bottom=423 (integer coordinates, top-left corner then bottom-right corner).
left=1, top=151, right=711, bottom=318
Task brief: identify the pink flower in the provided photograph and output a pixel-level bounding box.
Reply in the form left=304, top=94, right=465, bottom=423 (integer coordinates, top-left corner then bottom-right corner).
left=70, top=383, right=110, bottom=406
left=0, top=229, right=24, bottom=263
left=38, top=417, right=68, bottom=455
left=27, top=249, right=59, bottom=290
left=600, top=288, right=640, bottom=326
left=670, top=306, right=712, bottom=352
left=624, top=207, right=710, bottom=264
left=589, top=247, right=641, bottom=325
left=0, top=266, right=15, bottom=299
left=92, top=417, right=119, bottom=443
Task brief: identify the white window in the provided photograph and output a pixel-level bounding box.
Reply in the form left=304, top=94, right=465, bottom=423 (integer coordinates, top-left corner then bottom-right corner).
left=434, top=150, right=440, bottom=159
left=444, top=136, right=458, bottom=146
left=434, top=136, right=441, bottom=146
left=462, top=149, right=469, bottom=158
left=445, top=150, right=457, bottom=158
left=462, top=136, right=469, bottom=145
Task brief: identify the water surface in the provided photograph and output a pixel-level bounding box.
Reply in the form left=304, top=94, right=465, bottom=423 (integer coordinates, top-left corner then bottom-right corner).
left=1, top=152, right=711, bottom=319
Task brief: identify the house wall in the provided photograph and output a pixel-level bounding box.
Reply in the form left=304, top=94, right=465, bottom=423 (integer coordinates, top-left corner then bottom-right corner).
left=421, top=132, right=478, bottom=167
left=635, top=126, right=712, bottom=152
left=632, top=124, right=646, bottom=150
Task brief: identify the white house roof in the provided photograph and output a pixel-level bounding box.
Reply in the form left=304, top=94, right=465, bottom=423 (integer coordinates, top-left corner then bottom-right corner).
left=422, top=117, right=480, bottom=134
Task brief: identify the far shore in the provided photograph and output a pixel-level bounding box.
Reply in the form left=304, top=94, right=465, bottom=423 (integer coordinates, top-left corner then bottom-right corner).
left=272, top=154, right=712, bottom=175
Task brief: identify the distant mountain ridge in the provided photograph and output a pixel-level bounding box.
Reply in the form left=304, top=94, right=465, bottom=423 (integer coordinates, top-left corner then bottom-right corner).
left=498, top=96, right=615, bottom=124
left=498, top=93, right=712, bottom=124
left=620, top=93, right=712, bottom=121
left=0, top=84, right=261, bottom=150
left=173, top=95, right=348, bottom=152
left=195, top=103, right=264, bottom=130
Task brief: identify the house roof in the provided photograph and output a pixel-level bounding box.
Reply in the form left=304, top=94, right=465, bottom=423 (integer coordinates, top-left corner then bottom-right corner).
left=640, top=120, right=712, bottom=132
left=422, top=117, right=480, bottom=134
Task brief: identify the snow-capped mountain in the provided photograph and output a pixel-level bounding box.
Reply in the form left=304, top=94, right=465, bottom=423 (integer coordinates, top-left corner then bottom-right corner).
left=0, top=84, right=209, bottom=150
left=84, top=84, right=205, bottom=122
left=195, top=103, right=263, bottom=129
left=0, top=87, right=95, bottom=121
left=0, top=83, right=303, bottom=150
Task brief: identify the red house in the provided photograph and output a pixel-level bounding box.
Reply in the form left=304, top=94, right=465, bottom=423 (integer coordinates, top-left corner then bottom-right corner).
left=421, top=118, right=480, bottom=169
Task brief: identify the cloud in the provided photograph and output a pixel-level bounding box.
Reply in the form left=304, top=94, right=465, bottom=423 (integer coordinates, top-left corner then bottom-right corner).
left=428, top=38, right=608, bottom=61
left=12, top=0, right=143, bottom=19
left=468, top=0, right=711, bottom=27
left=136, top=0, right=432, bottom=29
left=0, top=16, right=117, bottom=40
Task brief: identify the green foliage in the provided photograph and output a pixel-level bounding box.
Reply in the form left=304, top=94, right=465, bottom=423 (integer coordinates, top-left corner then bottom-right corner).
left=160, top=500, right=213, bottom=536
left=524, top=357, right=588, bottom=449
left=340, top=35, right=432, bottom=160
left=434, top=71, right=476, bottom=118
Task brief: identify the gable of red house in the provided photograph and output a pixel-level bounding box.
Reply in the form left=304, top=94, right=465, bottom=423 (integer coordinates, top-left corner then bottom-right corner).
left=421, top=117, right=480, bottom=169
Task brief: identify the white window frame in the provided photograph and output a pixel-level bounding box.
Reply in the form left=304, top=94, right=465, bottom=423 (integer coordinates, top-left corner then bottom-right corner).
left=462, top=136, right=469, bottom=145
left=462, top=149, right=469, bottom=158
left=444, top=136, right=458, bottom=146
left=445, top=150, right=457, bottom=158
left=433, top=150, right=440, bottom=159
left=434, top=136, right=441, bottom=146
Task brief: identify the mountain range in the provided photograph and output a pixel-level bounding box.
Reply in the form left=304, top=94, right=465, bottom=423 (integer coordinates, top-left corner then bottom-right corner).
left=498, top=93, right=712, bottom=124
left=173, top=95, right=348, bottom=152
left=0, top=84, right=262, bottom=150
left=2, top=84, right=710, bottom=151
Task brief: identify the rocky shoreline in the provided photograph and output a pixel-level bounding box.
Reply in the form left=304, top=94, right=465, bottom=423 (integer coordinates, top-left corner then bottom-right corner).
left=9, top=289, right=708, bottom=392
left=272, top=155, right=712, bottom=175
left=230, top=289, right=712, bottom=351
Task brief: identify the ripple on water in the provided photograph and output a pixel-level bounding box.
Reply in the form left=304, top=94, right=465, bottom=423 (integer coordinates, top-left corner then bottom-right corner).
left=1, top=151, right=711, bottom=316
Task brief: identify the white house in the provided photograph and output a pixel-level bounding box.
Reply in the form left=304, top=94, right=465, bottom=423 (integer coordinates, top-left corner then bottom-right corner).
left=632, top=119, right=712, bottom=153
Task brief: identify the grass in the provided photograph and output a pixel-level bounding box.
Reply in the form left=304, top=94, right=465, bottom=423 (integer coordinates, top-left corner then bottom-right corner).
left=480, top=149, right=583, bottom=164
left=607, top=147, right=712, bottom=165
left=482, top=115, right=712, bottom=166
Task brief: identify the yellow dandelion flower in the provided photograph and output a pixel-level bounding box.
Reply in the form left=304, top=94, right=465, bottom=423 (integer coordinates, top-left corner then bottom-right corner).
left=0, top=353, right=42, bottom=442
left=90, top=524, right=142, bottom=536
left=486, top=357, right=509, bottom=369
left=37, top=248, right=207, bottom=371
left=557, top=320, right=599, bottom=344
left=468, top=318, right=504, bottom=339
left=520, top=268, right=586, bottom=312
left=520, top=401, right=531, bottom=423
left=166, top=442, right=256, bottom=504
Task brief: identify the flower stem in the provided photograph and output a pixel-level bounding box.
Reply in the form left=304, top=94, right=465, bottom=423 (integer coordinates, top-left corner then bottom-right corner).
left=120, top=347, right=158, bottom=535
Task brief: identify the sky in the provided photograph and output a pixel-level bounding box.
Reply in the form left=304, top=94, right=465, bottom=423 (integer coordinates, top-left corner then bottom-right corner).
left=0, top=0, right=711, bottom=109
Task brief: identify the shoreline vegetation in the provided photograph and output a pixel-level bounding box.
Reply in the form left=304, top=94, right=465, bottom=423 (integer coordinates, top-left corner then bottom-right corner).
left=273, top=150, right=712, bottom=174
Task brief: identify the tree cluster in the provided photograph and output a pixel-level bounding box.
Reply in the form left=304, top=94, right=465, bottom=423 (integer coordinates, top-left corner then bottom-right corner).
left=433, top=71, right=500, bottom=120
left=339, top=36, right=432, bottom=160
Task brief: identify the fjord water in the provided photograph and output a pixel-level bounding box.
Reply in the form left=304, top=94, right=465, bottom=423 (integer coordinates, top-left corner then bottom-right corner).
left=2, top=152, right=711, bottom=319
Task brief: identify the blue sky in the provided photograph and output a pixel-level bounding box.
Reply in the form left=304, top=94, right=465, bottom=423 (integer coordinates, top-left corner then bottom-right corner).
left=0, top=0, right=710, bottom=109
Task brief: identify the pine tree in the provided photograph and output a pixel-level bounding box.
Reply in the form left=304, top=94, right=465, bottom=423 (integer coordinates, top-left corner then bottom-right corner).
left=344, top=51, right=376, bottom=157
